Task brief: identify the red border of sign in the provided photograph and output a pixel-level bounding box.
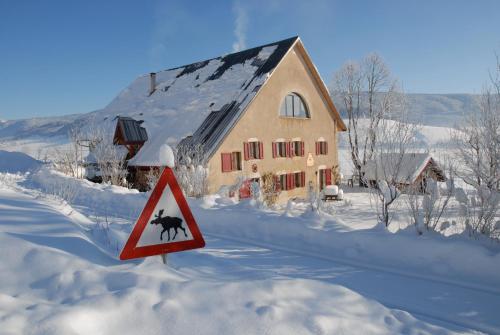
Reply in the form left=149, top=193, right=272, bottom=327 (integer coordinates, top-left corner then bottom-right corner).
left=119, top=167, right=205, bottom=260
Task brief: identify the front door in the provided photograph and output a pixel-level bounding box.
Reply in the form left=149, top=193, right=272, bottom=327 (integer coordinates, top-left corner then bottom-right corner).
left=239, top=179, right=252, bottom=199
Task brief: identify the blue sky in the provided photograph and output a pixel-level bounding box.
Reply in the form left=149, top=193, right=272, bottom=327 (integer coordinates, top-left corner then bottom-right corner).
left=1, top=0, right=499, bottom=120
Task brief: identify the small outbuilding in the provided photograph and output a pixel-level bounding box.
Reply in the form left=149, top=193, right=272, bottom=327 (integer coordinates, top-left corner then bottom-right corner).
left=113, top=116, right=148, bottom=159
left=361, top=153, right=446, bottom=193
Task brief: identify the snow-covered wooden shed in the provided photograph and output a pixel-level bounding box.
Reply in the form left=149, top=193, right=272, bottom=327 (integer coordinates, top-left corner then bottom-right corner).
left=362, top=153, right=446, bottom=192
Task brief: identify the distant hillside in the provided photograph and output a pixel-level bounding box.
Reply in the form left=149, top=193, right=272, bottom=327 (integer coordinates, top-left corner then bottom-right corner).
left=332, top=93, right=481, bottom=127
left=0, top=93, right=480, bottom=142
left=0, top=114, right=90, bottom=139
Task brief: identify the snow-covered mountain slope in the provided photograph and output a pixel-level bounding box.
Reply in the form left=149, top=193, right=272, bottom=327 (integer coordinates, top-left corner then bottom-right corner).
left=0, top=93, right=471, bottom=163
left=405, top=93, right=481, bottom=126
left=332, top=93, right=481, bottom=127
left=0, top=93, right=477, bottom=144
left=0, top=113, right=89, bottom=139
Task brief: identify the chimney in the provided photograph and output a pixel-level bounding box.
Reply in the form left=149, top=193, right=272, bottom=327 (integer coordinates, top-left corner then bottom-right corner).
left=149, top=72, right=156, bottom=95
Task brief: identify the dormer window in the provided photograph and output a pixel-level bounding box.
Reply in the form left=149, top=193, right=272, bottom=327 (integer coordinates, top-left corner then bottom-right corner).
left=279, top=93, right=310, bottom=118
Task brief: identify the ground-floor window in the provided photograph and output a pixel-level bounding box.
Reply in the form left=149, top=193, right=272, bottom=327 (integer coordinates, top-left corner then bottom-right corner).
left=294, top=171, right=306, bottom=188
left=221, top=151, right=242, bottom=172
left=277, top=171, right=305, bottom=191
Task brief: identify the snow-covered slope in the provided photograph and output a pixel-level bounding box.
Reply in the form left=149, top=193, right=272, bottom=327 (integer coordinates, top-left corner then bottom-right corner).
left=0, top=113, right=88, bottom=139
left=0, top=93, right=478, bottom=142
left=332, top=93, right=481, bottom=127
left=1, top=168, right=499, bottom=334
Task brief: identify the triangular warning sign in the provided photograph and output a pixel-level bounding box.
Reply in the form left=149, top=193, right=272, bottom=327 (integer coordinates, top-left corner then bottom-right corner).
left=120, top=167, right=205, bottom=260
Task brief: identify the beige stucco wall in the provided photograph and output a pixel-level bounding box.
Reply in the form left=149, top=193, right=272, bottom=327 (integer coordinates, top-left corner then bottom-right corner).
left=206, top=44, right=342, bottom=203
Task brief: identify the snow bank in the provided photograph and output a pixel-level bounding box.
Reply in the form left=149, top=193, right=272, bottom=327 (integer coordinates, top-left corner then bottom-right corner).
left=0, top=179, right=466, bottom=335
left=0, top=150, right=42, bottom=174
left=194, top=197, right=500, bottom=291
left=24, top=169, right=500, bottom=292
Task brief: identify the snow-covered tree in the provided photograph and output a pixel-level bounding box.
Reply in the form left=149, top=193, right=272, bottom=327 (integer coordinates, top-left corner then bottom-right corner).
left=174, top=143, right=208, bottom=197
left=370, top=101, right=420, bottom=227
left=406, top=162, right=455, bottom=234
left=452, top=54, right=500, bottom=238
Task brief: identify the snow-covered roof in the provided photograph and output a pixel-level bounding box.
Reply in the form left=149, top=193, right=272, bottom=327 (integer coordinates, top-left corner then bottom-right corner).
left=128, top=142, right=174, bottom=168
left=114, top=116, right=148, bottom=144
left=362, top=153, right=446, bottom=184
left=105, top=37, right=299, bottom=166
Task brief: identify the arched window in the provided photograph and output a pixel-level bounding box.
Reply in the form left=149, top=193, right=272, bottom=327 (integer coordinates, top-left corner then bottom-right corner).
left=279, top=93, right=310, bottom=118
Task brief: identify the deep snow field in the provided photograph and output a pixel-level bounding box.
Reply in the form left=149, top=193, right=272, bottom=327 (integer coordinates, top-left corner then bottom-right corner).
left=0, top=148, right=499, bottom=334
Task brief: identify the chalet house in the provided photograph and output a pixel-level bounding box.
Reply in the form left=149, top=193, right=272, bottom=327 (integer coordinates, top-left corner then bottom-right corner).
left=121, top=36, right=346, bottom=202
left=361, top=153, right=446, bottom=193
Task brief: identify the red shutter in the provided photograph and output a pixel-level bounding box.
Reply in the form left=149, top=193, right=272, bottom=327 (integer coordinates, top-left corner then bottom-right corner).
left=221, top=153, right=232, bottom=172
left=325, top=168, right=332, bottom=185
left=259, top=141, right=264, bottom=159
left=325, top=142, right=328, bottom=155
left=301, top=171, right=305, bottom=187
left=288, top=173, right=295, bottom=190
left=315, top=142, right=319, bottom=155
left=243, top=142, right=249, bottom=161
left=290, top=142, right=295, bottom=157
left=272, top=142, right=277, bottom=158
left=300, top=141, right=305, bottom=156
left=286, top=142, right=291, bottom=157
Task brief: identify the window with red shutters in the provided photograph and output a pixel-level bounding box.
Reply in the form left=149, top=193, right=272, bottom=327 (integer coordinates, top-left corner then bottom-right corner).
left=290, top=141, right=304, bottom=157
left=245, top=141, right=263, bottom=160
left=316, top=141, right=328, bottom=155
left=221, top=152, right=241, bottom=172
left=274, top=141, right=287, bottom=158
left=293, top=171, right=306, bottom=188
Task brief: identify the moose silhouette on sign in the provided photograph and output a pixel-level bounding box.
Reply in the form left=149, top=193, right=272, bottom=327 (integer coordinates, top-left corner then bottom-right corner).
left=150, top=209, right=188, bottom=241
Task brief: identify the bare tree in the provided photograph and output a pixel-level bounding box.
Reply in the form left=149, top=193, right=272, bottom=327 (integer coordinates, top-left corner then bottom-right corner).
left=84, top=121, right=128, bottom=186
left=406, top=162, right=455, bottom=234
left=52, top=127, right=85, bottom=178
left=369, top=100, right=420, bottom=227
left=452, top=54, right=500, bottom=237
left=261, top=172, right=280, bottom=207
left=333, top=53, right=397, bottom=184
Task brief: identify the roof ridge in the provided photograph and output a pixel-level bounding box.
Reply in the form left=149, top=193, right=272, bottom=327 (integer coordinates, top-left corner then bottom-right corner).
left=152, top=36, right=299, bottom=75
